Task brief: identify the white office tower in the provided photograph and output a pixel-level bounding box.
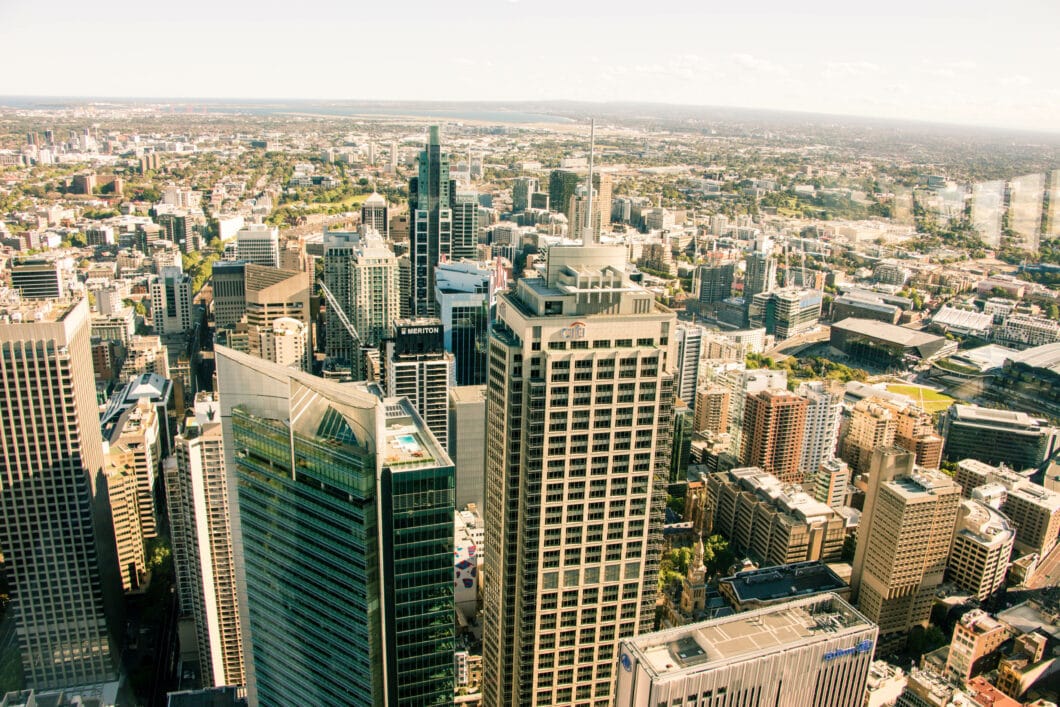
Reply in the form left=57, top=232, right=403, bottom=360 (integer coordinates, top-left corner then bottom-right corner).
left=0, top=296, right=121, bottom=689
left=948, top=499, right=1015, bottom=601
left=257, top=317, right=309, bottom=370
left=360, top=192, right=389, bottom=239
left=323, top=227, right=401, bottom=372
left=168, top=393, right=246, bottom=688
left=151, top=266, right=193, bottom=335
left=382, top=320, right=453, bottom=452
left=235, top=223, right=280, bottom=268
left=615, top=594, right=877, bottom=707
left=483, top=244, right=676, bottom=707
left=673, top=323, right=704, bottom=406
left=797, top=381, right=843, bottom=482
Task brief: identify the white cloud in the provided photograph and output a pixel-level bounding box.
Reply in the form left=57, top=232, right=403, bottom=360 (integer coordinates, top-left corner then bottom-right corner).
left=823, top=61, right=881, bottom=80
left=731, top=53, right=788, bottom=76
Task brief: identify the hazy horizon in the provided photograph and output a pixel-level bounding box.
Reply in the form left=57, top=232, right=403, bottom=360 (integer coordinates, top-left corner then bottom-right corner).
left=2, top=0, right=1057, bottom=134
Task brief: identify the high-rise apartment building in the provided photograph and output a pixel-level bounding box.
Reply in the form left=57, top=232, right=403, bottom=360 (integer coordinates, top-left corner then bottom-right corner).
left=360, top=192, right=389, bottom=239
left=695, top=262, right=735, bottom=308
left=323, top=228, right=401, bottom=369
left=216, top=347, right=455, bottom=706
left=852, top=448, right=961, bottom=651
left=741, top=389, right=808, bottom=484
left=948, top=500, right=1015, bottom=601
left=409, top=126, right=453, bottom=317
left=483, top=244, right=675, bottom=707
left=615, top=594, right=877, bottom=707
left=0, top=296, right=121, bottom=689
left=382, top=320, right=453, bottom=452
left=257, top=317, right=309, bottom=370
left=840, top=398, right=897, bottom=476
left=435, top=260, right=494, bottom=386
left=103, top=450, right=145, bottom=592
left=815, top=457, right=850, bottom=508
left=797, top=381, right=842, bottom=482
left=743, top=249, right=778, bottom=300
left=151, top=265, right=194, bottom=335
left=168, top=392, right=245, bottom=688
left=102, top=399, right=161, bottom=540
left=673, top=323, right=704, bottom=405
left=718, top=368, right=787, bottom=458
left=235, top=224, right=280, bottom=268
left=693, top=385, right=730, bottom=435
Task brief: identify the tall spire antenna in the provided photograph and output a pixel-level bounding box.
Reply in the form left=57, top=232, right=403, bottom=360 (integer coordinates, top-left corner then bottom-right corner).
left=584, top=118, right=595, bottom=246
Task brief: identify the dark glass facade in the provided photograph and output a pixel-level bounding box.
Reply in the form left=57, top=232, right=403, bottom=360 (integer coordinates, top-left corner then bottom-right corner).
left=233, top=401, right=455, bottom=706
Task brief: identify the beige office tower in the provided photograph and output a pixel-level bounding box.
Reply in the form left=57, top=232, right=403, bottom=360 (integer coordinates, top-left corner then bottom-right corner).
left=0, top=296, right=121, bottom=689
left=948, top=500, right=1014, bottom=601
left=168, top=393, right=245, bottom=688
left=852, top=448, right=961, bottom=651
left=483, top=244, right=676, bottom=707
left=840, top=398, right=896, bottom=476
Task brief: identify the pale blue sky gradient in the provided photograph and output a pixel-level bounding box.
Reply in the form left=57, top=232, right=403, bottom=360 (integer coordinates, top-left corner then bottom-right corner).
left=1, top=0, right=1057, bottom=132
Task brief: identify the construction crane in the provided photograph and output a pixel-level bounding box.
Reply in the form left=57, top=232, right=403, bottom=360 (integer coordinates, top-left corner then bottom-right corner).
left=318, top=280, right=361, bottom=349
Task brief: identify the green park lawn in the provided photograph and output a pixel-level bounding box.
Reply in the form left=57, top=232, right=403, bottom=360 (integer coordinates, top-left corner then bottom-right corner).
left=885, top=384, right=957, bottom=413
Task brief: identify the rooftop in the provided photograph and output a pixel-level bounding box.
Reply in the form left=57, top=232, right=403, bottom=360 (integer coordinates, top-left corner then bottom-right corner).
left=832, top=317, right=945, bottom=347
left=1006, top=341, right=1060, bottom=375
left=623, top=594, right=873, bottom=678
left=719, top=561, right=847, bottom=604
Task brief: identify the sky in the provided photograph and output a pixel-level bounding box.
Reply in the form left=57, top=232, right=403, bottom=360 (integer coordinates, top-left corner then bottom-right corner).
left=1, top=0, right=1058, bottom=133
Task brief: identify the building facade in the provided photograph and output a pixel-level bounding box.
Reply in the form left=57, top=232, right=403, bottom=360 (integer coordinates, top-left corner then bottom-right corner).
left=168, top=393, right=245, bottom=688
left=0, top=296, right=121, bottom=689
left=615, top=594, right=877, bottom=707
left=409, top=126, right=453, bottom=317
left=216, top=346, right=455, bottom=706
left=482, top=244, right=675, bottom=707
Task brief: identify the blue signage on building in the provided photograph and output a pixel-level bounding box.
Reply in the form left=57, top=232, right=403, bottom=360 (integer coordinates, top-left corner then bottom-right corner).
left=822, top=639, right=874, bottom=662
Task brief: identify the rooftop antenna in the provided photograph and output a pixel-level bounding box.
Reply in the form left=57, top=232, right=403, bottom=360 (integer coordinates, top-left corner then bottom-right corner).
left=584, top=118, right=595, bottom=246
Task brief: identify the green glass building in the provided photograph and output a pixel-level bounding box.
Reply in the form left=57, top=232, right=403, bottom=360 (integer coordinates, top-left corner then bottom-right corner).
left=216, top=347, right=455, bottom=706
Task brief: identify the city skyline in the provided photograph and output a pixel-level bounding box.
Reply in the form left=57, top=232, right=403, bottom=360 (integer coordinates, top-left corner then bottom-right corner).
left=1, top=1, right=1058, bottom=133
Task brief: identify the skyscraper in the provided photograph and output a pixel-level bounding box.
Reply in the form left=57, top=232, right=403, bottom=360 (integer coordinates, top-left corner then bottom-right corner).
left=548, top=169, right=580, bottom=223
left=235, top=224, right=280, bottom=268
left=382, top=319, right=453, bottom=453
left=216, top=346, right=455, bottom=706
left=435, top=260, right=494, bottom=386
left=695, top=261, right=735, bottom=308
left=452, top=188, right=480, bottom=261
left=512, top=177, right=538, bottom=213
left=151, top=265, right=194, bottom=335
left=0, top=295, right=121, bottom=689
left=483, top=243, right=676, bottom=707
left=851, top=448, right=960, bottom=651
left=409, top=126, right=453, bottom=316
left=168, top=392, right=246, bottom=688
left=672, top=322, right=704, bottom=406
left=743, top=249, right=778, bottom=301
left=323, top=228, right=401, bottom=372
left=740, top=389, right=808, bottom=484
left=797, top=381, right=843, bottom=482
left=361, top=192, right=389, bottom=239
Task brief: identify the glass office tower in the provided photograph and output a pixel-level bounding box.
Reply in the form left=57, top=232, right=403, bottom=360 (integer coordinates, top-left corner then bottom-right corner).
left=217, top=346, right=454, bottom=706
